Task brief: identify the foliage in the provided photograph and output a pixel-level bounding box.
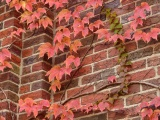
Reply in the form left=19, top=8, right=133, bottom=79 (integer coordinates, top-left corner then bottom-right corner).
left=0, top=0, right=160, bottom=120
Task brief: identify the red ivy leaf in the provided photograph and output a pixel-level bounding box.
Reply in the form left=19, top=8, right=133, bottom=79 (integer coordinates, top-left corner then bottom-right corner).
left=38, top=42, right=55, bottom=58
left=108, top=76, right=116, bottom=83
left=50, top=79, right=61, bottom=92
left=65, top=55, right=80, bottom=68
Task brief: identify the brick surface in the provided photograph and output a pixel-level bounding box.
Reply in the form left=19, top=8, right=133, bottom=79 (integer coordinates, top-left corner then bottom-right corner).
left=0, top=0, right=160, bottom=120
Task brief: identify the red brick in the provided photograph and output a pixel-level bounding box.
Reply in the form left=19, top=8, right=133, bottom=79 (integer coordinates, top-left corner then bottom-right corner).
left=4, top=18, right=22, bottom=28
left=22, top=66, right=31, bottom=75
left=112, top=99, right=124, bottom=110
left=126, top=91, right=157, bottom=106
left=81, top=92, right=109, bottom=105
left=0, top=6, right=5, bottom=15
left=126, top=42, right=137, bottom=52
left=23, top=35, right=52, bottom=49
left=126, top=59, right=146, bottom=72
left=0, top=101, right=17, bottom=112
left=72, top=65, right=92, bottom=78
left=0, top=27, right=15, bottom=39
left=11, top=54, right=21, bottom=66
left=0, top=10, right=20, bottom=22
left=82, top=51, right=107, bottom=66
left=32, top=62, right=51, bottom=72
left=67, top=85, right=94, bottom=98
left=19, top=84, right=30, bottom=94
left=142, top=78, right=160, bottom=91
left=152, top=4, right=160, bottom=14
left=121, top=0, right=136, bottom=5
left=114, top=2, right=135, bottom=15
left=19, top=114, right=28, bottom=120
left=128, top=84, right=140, bottom=94
left=82, top=72, right=101, bottom=84
left=53, top=92, right=65, bottom=102
left=94, top=42, right=113, bottom=52
left=21, top=71, right=46, bottom=84
left=22, top=48, right=33, bottom=58
left=108, top=48, right=118, bottom=58
left=158, top=66, right=160, bottom=75
left=77, top=46, right=93, bottom=57
left=131, top=69, right=155, bottom=81
left=20, top=90, right=50, bottom=100
left=94, top=57, right=118, bottom=71
left=2, top=37, right=22, bottom=48
left=147, top=56, right=160, bottom=67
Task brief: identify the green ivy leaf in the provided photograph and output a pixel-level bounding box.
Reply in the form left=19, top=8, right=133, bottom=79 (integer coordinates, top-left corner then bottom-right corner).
left=125, top=61, right=132, bottom=65
left=113, top=18, right=119, bottom=23
left=110, top=23, right=116, bottom=30
left=121, top=53, right=128, bottom=58
left=111, top=12, right=117, bottom=17
left=115, top=24, right=123, bottom=29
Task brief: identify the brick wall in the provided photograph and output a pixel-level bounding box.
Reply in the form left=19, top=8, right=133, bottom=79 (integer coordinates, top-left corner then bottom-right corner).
left=0, top=0, right=160, bottom=120
left=0, top=1, right=22, bottom=119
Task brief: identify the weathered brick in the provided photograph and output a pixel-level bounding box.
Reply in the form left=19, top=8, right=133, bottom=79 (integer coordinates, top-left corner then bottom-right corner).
left=20, top=90, right=50, bottom=100
left=53, top=92, right=65, bottom=102
left=137, top=0, right=160, bottom=6
left=31, top=80, right=50, bottom=91
left=138, top=36, right=160, bottom=48
left=22, top=48, right=33, bottom=58
left=126, top=59, right=146, bottom=72
left=22, top=66, right=31, bottom=75
left=10, top=45, right=21, bottom=56
left=158, top=66, right=160, bottom=75
left=0, top=81, right=18, bottom=93
left=108, top=107, right=138, bottom=120
left=19, top=84, right=30, bottom=94
left=114, top=2, right=135, bottom=15
left=128, top=47, right=153, bottom=61
left=126, top=91, right=157, bottom=106
left=32, top=62, right=51, bottom=72
left=79, top=113, right=107, bottom=120
left=2, top=36, right=22, bottom=48
left=67, top=85, right=94, bottom=98
left=94, top=42, right=113, bottom=52
left=55, top=54, right=66, bottom=65
left=94, top=57, right=118, bottom=71
left=81, top=92, right=109, bottom=105
left=23, top=35, right=52, bottom=49
left=23, top=55, right=42, bottom=66
left=4, top=18, right=22, bottom=28
left=82, top=51, right=107, bottom=66
left=147, top=56, right=160, bottom=67
left=0, top=101, right=17, bottom=112
left=21, top=71, right=47, bottom=84
left=131, top=68, right=155, bottom=81
left=82, top=72, right=101, bottom=84
left=108, top=48, right=119, bottom=58
left=11, top=54, right=21, bottom=66
left=152, top=4, right=160, bottom=14
left=72, top=65, right=92, bottom=78
left=142, top=78, right=160, bottom=91
left=0, top=91, right=19, bottom=103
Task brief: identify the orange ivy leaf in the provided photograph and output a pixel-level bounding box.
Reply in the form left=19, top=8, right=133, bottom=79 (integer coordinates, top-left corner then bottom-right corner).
left=0, top=116, right=5, bottom=120
left=70, top=40, right=82, bottom=53
left=38, top=42, right=55, bottom=58
left=46, top=65, right=64, bottom=81
left=65, top=55, right=80, bottom=68
left=50, top=79, right=61, bottom=92
left=56, top=9, right=71, bottom=23
left=39, top=17, right=53, bottom=29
